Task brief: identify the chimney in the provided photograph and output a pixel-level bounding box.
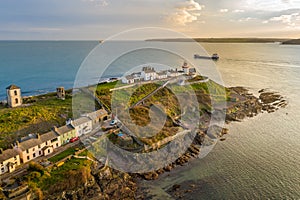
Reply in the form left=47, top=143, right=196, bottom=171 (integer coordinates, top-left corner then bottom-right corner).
left=53, top=126, right=58, bottom=132
left=37, top=134, right=41, bottom=139
left=66, top=118, right=72, bottom=126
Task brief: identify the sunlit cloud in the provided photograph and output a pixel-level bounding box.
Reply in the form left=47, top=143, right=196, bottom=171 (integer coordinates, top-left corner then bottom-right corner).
left=265, top=12, right=300, bottom=26
left=220, top=9, right=229, bottom=13
left=233, top=9, right=245, bottom=13
left=167, top=0, right=205, bottom=25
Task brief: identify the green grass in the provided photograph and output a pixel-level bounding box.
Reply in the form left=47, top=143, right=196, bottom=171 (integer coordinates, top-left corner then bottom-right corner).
left=42, top=158, right=91, bottom=190
left=48, top=147, right=77, bottom=163
left=0, top=96, right=73, bottom=148
left=27, top=157, right=92, bottom=195
left=77, top=149, right=95, bottom=157
left=0, top=89, right=97, bottom=149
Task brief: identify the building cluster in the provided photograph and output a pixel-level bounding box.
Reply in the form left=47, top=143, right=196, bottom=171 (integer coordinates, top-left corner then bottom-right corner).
left=0, top=109, right=108, bottom=175
left=121, top=61, right=197, bottom=84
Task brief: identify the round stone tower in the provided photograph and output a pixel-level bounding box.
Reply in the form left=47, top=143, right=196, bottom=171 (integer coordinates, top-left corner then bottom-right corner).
left=6, top=84, right=22, bottom=108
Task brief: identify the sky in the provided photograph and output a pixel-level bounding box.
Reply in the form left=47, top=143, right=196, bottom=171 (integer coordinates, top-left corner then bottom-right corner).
left=1, top=0, right=300, bottom=40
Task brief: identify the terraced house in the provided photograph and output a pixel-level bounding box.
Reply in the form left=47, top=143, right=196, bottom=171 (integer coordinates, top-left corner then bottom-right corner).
left=0, top=148, right=20, bottom=175
left=14, top=131, right=61, bottom=163
left=67, top=116, right=92, bottom=136
left=86, top=109, right=108, bottom=128
left=53, top=125, right=76, bottom=145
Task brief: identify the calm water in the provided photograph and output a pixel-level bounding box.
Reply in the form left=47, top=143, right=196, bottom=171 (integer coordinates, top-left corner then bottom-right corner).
left=143, top=43, right=300, bottom=199
left=0, top=41, right=98, bottom=99
left=0, top=41, right=299, bottom=199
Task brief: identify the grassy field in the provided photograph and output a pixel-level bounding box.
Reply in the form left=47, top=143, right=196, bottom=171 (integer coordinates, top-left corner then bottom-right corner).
left=48, top=147, right=77, bottom=163
left=26, top=158, right=92, bottom=198
left=94, top=77, right=228, bottom=145
left=0, top=95, right=72, bottom=148
left=0, top=90, right=94, bottom=149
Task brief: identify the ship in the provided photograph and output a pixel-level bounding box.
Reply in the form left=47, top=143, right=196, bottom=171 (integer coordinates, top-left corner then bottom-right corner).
left=194, top=53, right=219, bottom=60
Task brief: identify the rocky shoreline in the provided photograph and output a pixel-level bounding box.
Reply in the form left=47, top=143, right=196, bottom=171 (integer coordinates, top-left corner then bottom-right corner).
left=31, top=87, right=287, bottom=200
left=135, top=87, right=287, bottom=199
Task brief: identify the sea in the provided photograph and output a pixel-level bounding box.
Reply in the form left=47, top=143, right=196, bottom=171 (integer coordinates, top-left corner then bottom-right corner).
left=0, top=41, right=299, bottom=199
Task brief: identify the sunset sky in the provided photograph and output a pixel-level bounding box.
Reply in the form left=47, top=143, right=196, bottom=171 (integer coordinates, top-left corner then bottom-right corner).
left=1, top=0, right=300, bottom=40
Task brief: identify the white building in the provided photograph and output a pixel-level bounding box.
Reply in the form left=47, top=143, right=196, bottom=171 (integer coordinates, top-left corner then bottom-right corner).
left=141, top=67, right=156, bottom=81
left=68, top=117, right=93, bottom=136
left=122, top=75, right=135, bottom=84
left=156, top=71, right=168, bottom=79
left=6, top=84, right=22, bottom=108
left=182, top=61, right=190, bottom=75
left=14, top=131, right=61, bottom=163
left=167, top=69, right=181, bottom=77
left=0, top=148, right=21, bottom=175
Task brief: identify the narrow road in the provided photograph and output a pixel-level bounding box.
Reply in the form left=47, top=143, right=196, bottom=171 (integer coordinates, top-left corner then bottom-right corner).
left=79, top=87, right=110, bottom=112
left=129, top=80, right=170, bottom=109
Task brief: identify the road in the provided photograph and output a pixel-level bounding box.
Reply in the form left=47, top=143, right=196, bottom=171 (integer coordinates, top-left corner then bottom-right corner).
left=129, top=80, right=170, bottom=109
left=0, top=123, right=106, bottom=182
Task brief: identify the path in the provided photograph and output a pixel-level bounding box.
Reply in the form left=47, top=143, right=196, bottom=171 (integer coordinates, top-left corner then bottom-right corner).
left=129, top=80, right=170, bottom=109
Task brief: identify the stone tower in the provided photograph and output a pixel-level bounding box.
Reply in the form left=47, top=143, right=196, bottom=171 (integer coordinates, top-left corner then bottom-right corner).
left=56, top=87, right=66, bottom=100
left=6, top=84, right=22, bottom=108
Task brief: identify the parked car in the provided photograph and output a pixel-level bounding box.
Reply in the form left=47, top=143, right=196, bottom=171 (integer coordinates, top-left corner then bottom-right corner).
left=110, top=120, right=116, bottom=126
left=70, top=137, right=79, bottom=143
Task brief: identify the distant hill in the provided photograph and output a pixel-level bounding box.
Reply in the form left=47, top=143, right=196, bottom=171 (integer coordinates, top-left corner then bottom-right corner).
left=146, top=38, right=289, bottom=43
left=281, top=39, right=300, bottom=45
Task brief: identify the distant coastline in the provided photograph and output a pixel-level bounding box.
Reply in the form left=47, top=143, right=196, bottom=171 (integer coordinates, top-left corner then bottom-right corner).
left=281, top=38, right=300, bottom=45
left=146, top=38, right=290, bottom=43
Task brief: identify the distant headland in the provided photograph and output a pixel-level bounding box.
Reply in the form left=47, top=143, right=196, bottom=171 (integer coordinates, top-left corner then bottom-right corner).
left=281, top=38, right=300, bottom=45
left=145, top=38, right=291, bottom=43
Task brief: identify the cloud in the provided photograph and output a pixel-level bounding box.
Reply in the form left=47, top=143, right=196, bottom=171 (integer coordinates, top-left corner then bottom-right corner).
left=220, top=9, right=229, bottom=13
left=167, top=0, right=205, bottom=25
left=238, top=17, right=256, bottom=22
left=264, top=12, right=300, bottom=26
left=176, top=0, right=204, bottom=11
left=82, top=0, right=108, bottom=7
left=233, top=9, right=245, bottom=13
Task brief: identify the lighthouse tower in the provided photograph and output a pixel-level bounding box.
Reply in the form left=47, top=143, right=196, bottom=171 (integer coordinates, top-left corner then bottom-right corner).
left=182, top=61, right=190, bottom=75
left=6, top=84, right=22, bottom=108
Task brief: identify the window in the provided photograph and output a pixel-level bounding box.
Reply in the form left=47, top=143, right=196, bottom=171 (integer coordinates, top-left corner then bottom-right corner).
left=33, top=148, right=35, bottom=151
left=14, top=90, right=17, bottom=96
left=1, top=168, right=4, bottom=173
left=51, top=138, right=58, bottom=143
left=33, top=153, right=36, bottom=158
left=15, top=98, right=18, bottom=104
left=38, top=145, right=40, bottom=148
left=39, top=151, right=42, bottom=155
left=46, top=141, right=48, bottom=145
left=26, top=149, right=29, bottom=153
left=48, top=149, right=50, bottom=153
left=27, top=156, right=30, bottom=160
left=14, top=156, right=17, bottom=160
left=56, top=143, right=58, bottom=147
